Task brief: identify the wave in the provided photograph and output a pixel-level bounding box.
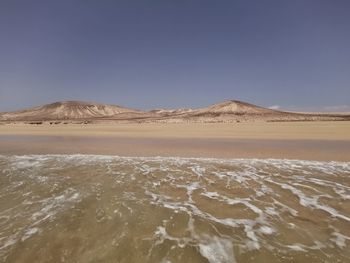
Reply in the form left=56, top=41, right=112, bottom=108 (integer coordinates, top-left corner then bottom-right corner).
left=0, top=154, right=349, bottom=262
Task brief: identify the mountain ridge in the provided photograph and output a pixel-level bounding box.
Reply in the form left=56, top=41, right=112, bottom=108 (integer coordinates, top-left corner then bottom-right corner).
left=0, top=100, right=140, bottom=121
left=1, top=100, right=349, bottom=123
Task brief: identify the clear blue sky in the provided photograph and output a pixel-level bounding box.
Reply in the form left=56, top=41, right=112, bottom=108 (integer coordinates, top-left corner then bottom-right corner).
left=0, top=0, right=349, bottom=111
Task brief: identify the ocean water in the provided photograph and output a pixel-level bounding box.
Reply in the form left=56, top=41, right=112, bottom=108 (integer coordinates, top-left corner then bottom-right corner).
left=0, top=155, right=349, bottom=263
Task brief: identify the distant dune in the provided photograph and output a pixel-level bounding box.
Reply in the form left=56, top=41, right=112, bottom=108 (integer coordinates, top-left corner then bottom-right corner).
left=0, top=100, right=349, bottom=123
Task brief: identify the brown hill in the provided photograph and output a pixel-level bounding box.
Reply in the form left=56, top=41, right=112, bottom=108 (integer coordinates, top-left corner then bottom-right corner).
left=0, top=101, right=141, bottom=121
left=179, top=100, right=349, bottom=122
left=1, top=100, right=349, bottom=123
left=192, top=100, right=275, bottom=115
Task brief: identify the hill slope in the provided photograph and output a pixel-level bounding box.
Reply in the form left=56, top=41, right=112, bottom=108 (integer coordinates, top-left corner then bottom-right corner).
left=0, top=101, right=141, bottom=121
left=1, top=100, right=349, bottom=123
left=193, top=100, right=276, bottom=115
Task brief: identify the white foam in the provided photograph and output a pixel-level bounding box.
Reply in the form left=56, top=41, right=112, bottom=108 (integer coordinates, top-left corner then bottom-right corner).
left=0, top=235, right=17, bottom=250
left=201, top=192, right=263, bottom=216
left=258, top=226, right=275, bottom=235
left=279, top=183, right=350, bottom=222
left=331, top=232, right=350, bottom=248
left=287, top=244, right=307, bottom=252
left=31, top=190, right=81, bottom=225
left=244, top=224, right=260, bottom=250
left=153, top=221, right=236, bottom=263
left=198, top=237, right=235, bottom=263
left=21, top=227, right=40, bottom=242
left=191, top=164, right=206, bottom=177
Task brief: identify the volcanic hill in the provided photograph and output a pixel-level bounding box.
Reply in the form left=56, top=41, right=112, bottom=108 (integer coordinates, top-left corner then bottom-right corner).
left=0, top=100, right=349, bottom=123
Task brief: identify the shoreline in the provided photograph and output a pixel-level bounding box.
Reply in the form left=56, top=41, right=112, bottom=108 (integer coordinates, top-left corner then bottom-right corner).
left=0, top=121, right=350, bottom=140
left=1, top=135, right=350, bottom=162
left=1, top=122, right=349, bottom=162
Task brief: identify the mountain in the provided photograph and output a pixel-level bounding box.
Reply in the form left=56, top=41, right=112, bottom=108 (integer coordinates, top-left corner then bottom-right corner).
left=157, top=100, right=349, bottom=123
left=192, top=100, right=276, bottom=115
left=0, top=101, right=140, bottom=121
left=0, top=100, right=349, bottom=123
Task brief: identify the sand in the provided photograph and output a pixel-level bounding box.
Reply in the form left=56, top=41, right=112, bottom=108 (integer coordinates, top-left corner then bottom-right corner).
left=0, top=121, right=349, bottom=161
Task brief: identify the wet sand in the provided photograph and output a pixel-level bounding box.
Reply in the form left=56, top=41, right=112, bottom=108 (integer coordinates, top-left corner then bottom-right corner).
left=1, top=155, right=350, bottom=262
left=1, top=122, right=350, bottom=262
left=0, top=122, right=350, bottom=161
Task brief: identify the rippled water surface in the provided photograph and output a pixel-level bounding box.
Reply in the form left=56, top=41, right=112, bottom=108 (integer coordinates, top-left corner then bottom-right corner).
left=0, top=155, right=350, bottom=263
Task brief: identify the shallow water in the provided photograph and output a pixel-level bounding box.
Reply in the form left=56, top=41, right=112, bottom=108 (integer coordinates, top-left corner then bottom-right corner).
left=0, top=155, right=349, bottom=263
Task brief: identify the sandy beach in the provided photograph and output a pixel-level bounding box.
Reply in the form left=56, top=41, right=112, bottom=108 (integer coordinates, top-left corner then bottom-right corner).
left=1, top=121, right=349, bottom=161
left=2, top=2, right=350, bottom=262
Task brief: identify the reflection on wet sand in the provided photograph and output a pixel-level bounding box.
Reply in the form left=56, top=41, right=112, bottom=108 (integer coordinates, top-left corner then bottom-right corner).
left=0, top=155, right=349, bottom=262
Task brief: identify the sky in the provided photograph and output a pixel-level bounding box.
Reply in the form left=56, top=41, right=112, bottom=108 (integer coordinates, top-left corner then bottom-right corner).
left=0, top=0, right=350, bottom=112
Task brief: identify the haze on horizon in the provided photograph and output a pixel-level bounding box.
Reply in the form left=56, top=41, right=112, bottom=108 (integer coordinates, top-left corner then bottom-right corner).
left=0, top=0, right=350, bottom=112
